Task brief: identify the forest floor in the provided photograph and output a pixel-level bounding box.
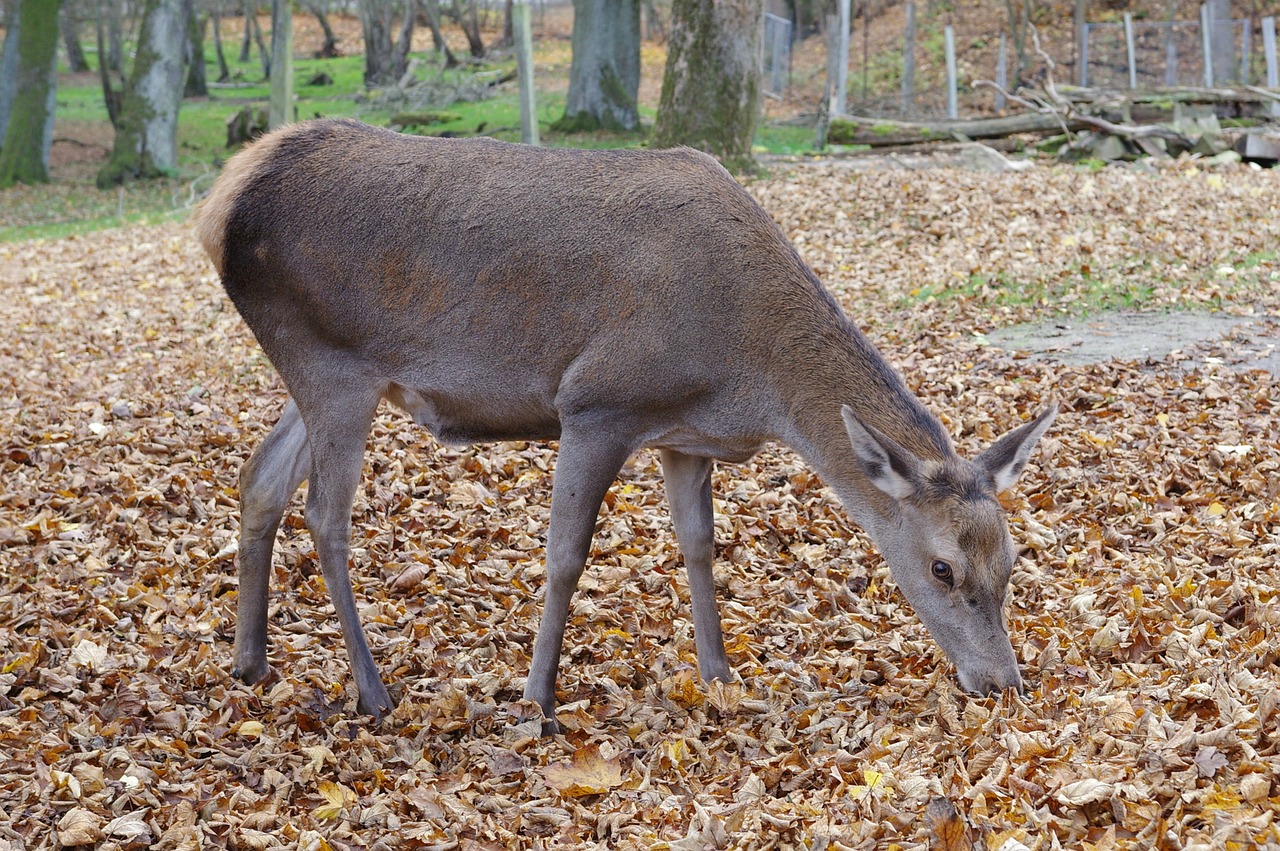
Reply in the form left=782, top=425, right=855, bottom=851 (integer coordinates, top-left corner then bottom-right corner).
left=1, top=154, right=1279, bottom=849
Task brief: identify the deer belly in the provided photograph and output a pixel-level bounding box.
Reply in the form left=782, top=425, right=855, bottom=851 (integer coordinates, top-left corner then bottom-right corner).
left=386, top=383, right=561, bottom=445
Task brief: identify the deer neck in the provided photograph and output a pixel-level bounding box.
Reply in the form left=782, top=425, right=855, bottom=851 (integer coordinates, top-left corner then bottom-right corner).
left=768, top=297, right=954, bottom=533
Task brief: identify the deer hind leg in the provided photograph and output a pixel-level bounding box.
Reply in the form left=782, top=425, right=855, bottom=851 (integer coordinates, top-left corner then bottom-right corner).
left=233, top=398, right=311, bottom=686
left=524, top=431, right=632, bottom=732
left=660, top=449, right=730, bottom=684
left=296, top=386, right=391, bottom=718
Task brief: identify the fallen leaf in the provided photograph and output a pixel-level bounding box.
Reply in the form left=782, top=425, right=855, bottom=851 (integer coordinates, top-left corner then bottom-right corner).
left=542, top=744, right=624, bottom=797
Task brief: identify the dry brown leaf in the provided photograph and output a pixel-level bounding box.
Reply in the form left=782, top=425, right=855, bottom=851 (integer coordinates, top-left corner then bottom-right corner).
left=542, top=743, right=624, bottom=797
left=56, top=807, right=104, bottom=846
left=926, top=796, right=974, bottom=850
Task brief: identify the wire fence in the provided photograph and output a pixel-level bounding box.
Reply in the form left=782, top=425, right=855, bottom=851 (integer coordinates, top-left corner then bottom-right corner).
left=776, top=8, right=1280, bottom=122
left=1081, top=18, right=1251, bottom=89
left=763, top=13, right=793, bottom=99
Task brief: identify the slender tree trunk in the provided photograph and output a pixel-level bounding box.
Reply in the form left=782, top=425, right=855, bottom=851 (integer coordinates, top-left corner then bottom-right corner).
left=95, top=0, right=123, bottom=124
left=652, top=0, right=764, bottom=173
left=106, top=0, right=123, bottom=71
left=393, top=0, right=415, bottom=76
left=251, top=9, right=269, bottom=76
left=61, top=1, right=90, bottom=72
left=421, top=0, right=458, bottom=66
left=0, top=0, right=63, bottom=187
left=211, top=11, right=231, bottom=81
left=496, top=0, right=512, bottom=49
left=554, top=0, right=641, bottom=132
left=97, top=0, right=188, bottom=187
left=449, top=0, right=484, bottom=57
left=307, top=2, right=340, bottom=57
left=185, top=4, right=209, bottom=96
left=239, top=0, right=253, bottom=62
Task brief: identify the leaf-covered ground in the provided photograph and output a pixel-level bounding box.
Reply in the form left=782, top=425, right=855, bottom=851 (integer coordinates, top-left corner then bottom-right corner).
left=1, top=157, right=1278, bottom=850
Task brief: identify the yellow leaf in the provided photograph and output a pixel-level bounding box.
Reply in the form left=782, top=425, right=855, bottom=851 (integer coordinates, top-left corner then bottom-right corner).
left=1156, top=413, right=1169, bottom=426
left=542, top=744, right=624, bottom=797
left=1207, top=502, right=1227, bottom=516
left=313, top=780, right=357, bottom=819
left=236, top=720, right=264, bottom=738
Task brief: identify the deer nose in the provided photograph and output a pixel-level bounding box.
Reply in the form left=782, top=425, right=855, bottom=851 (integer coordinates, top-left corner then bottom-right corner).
left=960, top=663, right=1023, bottom=696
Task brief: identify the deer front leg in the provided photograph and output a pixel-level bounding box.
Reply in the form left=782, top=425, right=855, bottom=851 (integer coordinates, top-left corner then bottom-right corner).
left=524, top=433, right=631, bottom=733
left=233, top=399, right=310, bottom=686
left=660, top=449, right=730, bottom=684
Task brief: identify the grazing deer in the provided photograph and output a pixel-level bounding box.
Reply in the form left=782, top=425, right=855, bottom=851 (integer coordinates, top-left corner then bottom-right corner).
left=194, top=119, right=1056, bottom=724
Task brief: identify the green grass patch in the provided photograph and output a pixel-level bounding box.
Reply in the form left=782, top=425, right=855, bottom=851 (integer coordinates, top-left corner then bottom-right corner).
left=900, top=265, right=1159, bottom=315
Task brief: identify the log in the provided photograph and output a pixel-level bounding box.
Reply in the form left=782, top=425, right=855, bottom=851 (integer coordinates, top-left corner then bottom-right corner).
left=827, top=112, right=1091, bottom=147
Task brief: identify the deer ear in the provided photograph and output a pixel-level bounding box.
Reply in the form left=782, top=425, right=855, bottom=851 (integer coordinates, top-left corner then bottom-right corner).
left=842, top=405, right=921, bottom=501
left=976, top=404, right=1058, bottom=493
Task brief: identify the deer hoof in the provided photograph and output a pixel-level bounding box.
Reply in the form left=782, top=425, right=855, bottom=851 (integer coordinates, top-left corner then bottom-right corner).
left=357, top=685, right=395, bottom=721
left=232, top=658, right=271, bottom=686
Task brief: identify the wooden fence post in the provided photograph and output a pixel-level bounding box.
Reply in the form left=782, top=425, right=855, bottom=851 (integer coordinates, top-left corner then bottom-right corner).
left=1074, top=0, right=1087, bottom=86
left=513, top=0, right=538, bottom=145
left=995, top=33, right=1007, bottom=111
left=835, top=0, right=850, bottom=116
left=1264, top=16, right=1278, bottom=117
left=944, top=25, right=957, bottom=119
left=1123, top=13, right=1137, bottom=89
left=268, top=0, right=293, bottom=129
left=902, top=1, right=916, bottom=111
left=1200, top=4, right=1214, bottom=87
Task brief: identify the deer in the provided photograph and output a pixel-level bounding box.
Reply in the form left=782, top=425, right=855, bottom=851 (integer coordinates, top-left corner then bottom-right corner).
left=194, top=118, right=1056, bottom=725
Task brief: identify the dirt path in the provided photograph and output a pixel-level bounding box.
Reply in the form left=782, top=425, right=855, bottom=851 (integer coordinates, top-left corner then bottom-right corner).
left=984, top=310, right=1280, bottom=374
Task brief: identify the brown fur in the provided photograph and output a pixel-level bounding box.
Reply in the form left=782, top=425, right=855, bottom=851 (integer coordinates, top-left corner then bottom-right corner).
left=193, top=126, right=301, bottom=277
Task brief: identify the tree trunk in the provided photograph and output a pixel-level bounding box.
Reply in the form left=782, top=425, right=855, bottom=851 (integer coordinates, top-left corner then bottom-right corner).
left=0, top=0, right=62, bottom=188
left=359, top=0, right=415, bottom=85
left=652, top=0, right=764, bottom=174
left=185, top=5, right=208, bottom=96
left=251, top=9, right=270, bottom=77
left=95, top=0, right=123, bottom=125
left=239, top=0, right=253, bottom=62
left=211, top=12, right=231, bottom=81
left=97, top=0, right=188, bottom=187
left=61, top=1, right=90, bottom=72
left=306, top=2, right=340, bottom=58
left=421, top=0, right=458, bottom=67
left=449, top=0, right=484, bottom=57
left=554, top=0, right=640, bottom=132
left=0, top=0, right=21, bottom=143
left=105, top=0, right=123, bottom=71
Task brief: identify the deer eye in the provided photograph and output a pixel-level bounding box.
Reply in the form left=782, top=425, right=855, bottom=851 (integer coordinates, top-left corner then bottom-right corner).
left=930, top=560, right=954, bottom=586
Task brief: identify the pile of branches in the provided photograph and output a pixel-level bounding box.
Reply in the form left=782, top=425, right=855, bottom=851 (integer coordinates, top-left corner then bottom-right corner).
left=828, top=28, right=1279, bottom=162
